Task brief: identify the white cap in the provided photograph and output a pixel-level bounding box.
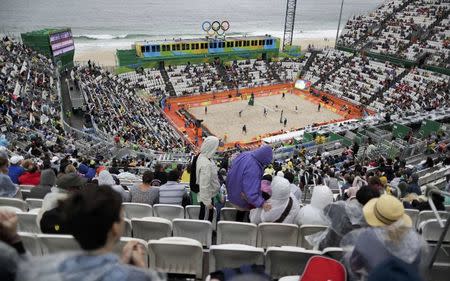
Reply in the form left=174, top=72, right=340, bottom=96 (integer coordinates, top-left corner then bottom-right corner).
left=10, top=155, right=24, bottom=165
left=51, top=156, right=59, bottom=163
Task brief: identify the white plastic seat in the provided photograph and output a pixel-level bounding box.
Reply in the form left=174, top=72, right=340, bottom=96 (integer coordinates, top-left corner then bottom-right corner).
left=209, top=244, right=265, bottom=272
left=417, top=211, right=448, bottom=229
left=113, top=237, right=149, bottom=266
left=278, top=276, right=301, bottom=281
left=173, top=219, right=212, bottom=248
left=153, top=204, right=184, bottom=220
left=18, top=232, right=42, bottom=256
left=420, top=219, right=450, bottom=242
left=0, top=206, right=22, bottom=213
left=185, top=205, right=217, bottom=230
left=321, top=247, right=344, bottom=261
left=298, top=225, right=328, bottom=249
left=25, top=198, right=43, bottom=210
left=265, top=246, right=321, bottom=279
left=123, top=218, right=132, bottom=237
left=217, top=221, right=257, bottom=246
left=132, top=217, right=172, bottom=241
left=0, top=197, right=28, bottom=211
left=220, top=207, right=238, bottom=221
left=37, top=234, right=80, bottom=254
left=405, top=209, right=419, bottom=228
left=16, top=212, right=40, bottom=233
left=122, top=203, right=153, bottom=219
left=148, top=237, right=203, bottom=278
left=257, top=223, right=298, bottom=248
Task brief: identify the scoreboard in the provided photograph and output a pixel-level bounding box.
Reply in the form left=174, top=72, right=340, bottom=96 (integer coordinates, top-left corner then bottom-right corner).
left=49, top=30, right=74, bottom=57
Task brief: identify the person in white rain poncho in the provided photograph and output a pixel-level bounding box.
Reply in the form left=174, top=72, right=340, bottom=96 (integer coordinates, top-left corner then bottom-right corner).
left=196, top=136, right=220, bottom=222
left=98, top=170, right=130, bottom=202
left=297, top=185, right=333, bottom=226
left=250, top=176, right=301, bottom=224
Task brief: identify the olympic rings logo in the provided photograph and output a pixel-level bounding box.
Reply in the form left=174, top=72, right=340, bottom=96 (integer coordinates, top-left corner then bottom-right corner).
left=202, top=20, right=230, bottom=36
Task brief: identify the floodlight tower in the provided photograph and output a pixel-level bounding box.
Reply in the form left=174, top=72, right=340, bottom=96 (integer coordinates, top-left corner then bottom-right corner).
left=282, top=0, right=297, bottom=51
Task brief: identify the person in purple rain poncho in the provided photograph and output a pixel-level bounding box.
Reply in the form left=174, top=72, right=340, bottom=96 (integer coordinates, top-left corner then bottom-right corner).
left=226, top=145, right=273, bottom=221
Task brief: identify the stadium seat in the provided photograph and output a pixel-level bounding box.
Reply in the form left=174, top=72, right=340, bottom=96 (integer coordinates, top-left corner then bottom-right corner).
left=148, top=237, right=203, bottom=278
left=265, top=246, right=321, bottom=279
left=172, top=219, right=212, bottom=248
left=420, top=219, right=450, bottom=242
left=25, top=198, right=43, bottom=210
left=0, top=206, right=23, bottom=213
left=37, top=234, right=80, bottom=254
left=279, top=276, right=301, bottom=281
left=20, top=190, right=30, bottom=200
left=0, top=197, right=28, bottom=211
left=123, top=218, right=132, bottom=237
left=321, top=247, right=344, bottom=261
left=209, top=244, right=265, bottom=272
left=131, top=217, right=172, bottom=241
left=16, top=212, right=40, bottom=233
left=299, top=256, right=346, bottom=281
left=122, top=203, right=153, bottom=219
left=298, top=225, right=328, bottom=249
left=417, top=211, right=449, bottom=229
left=185, top=205, right=217, bottom=230
left=113, top=237, right=149, bottom=267
left=18, top=232, right=42, bottom=256
left=216, top=221, right=257, bottom=246
left=404, top=209, right=420, bottom=228
left=220, top=207, right=238, bottom=221
left=257, top=223, right=298, bottom=248
left=153, top=204, right=184, bottom=220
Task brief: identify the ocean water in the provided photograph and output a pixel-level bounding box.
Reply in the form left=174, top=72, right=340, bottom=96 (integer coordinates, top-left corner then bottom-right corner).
left=0, top=0, right=383, bottom=50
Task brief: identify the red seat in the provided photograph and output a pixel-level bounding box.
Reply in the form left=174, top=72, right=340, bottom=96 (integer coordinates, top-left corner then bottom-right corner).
left=300, top=256, right=346, bottom=281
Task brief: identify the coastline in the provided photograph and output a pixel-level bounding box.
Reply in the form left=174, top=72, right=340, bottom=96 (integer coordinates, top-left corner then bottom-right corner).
left=74, top=37, right=336, bottom=67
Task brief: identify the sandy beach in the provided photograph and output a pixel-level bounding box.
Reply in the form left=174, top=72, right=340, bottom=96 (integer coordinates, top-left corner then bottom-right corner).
left=74, top=37, right=336, bottom=67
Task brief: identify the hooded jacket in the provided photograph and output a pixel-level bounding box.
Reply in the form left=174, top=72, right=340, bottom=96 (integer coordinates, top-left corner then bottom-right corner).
left=226, top=146, right=273, bottom=209
left=78, top=163, right=96, bottom=180
left=297, top=185, right=333, bottom=226
left=28, top=169, right=56, bottom=199
left=250, top=176, right=300, bottom=224
left=196, top=136, right=220, bottom=204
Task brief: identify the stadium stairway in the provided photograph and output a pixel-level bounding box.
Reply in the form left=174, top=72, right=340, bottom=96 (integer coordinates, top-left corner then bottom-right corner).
left=265, top=60, right=282, bottom=83
left=159, top=67, right=176, bottom=96
left=216, top=62, right=235, bottom=90
left=299, top=51, right=318, bottom=78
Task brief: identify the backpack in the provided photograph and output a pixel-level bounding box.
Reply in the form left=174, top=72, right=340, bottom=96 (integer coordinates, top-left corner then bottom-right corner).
left=189, top=154, right=200, bottom=193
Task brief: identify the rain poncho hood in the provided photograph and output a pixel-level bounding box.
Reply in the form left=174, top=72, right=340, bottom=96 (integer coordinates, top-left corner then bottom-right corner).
left=15, top=252, right=165, bottom=281
left=196, top=136, right=220, bottom=204
left=226, top=146, right=273, bottom=209
left=250, top=176, right=300, bottom=224
left=98, top=170, right=116, bottom=186
left=200, top=136, right=219, bottom=159
left=39, top=169, right=56, bottom=187
left=297, top=185, right=333, bottom=226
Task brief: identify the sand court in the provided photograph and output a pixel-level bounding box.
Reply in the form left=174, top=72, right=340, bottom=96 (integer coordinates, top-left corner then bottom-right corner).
left=187, top=93, right=342, bottom=142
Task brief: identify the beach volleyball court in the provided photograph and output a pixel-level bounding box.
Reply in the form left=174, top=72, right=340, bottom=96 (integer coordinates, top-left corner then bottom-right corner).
left=187, top=93, right=342, bottom=142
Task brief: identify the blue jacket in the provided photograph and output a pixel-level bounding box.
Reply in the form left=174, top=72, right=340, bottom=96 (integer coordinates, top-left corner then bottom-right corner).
left=8, top=164, right=25, bottom=184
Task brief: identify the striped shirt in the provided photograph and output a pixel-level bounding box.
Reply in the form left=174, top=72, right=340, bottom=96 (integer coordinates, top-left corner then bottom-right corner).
left=158, top=181, right=187, bottom=205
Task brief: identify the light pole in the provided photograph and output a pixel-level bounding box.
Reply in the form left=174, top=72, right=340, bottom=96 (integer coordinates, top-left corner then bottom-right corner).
left=335, top=0, right=345, bottom=48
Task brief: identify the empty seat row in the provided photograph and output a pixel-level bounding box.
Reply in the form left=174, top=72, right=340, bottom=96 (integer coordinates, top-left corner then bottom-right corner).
left=18, top=233, right=344, bottom=279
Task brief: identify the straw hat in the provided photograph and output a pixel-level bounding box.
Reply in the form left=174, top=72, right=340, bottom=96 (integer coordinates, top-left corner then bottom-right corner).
left=363, top=194, right=412, bottom=227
